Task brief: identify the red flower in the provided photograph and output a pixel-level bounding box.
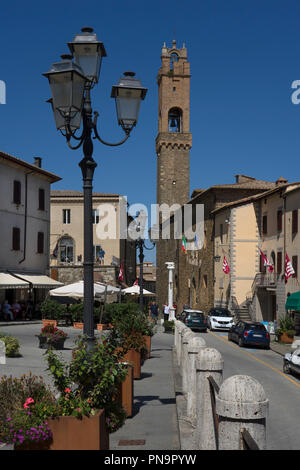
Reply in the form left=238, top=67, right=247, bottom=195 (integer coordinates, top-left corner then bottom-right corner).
left=23, top=397, right=34, bottom=409
left=64, top=388, right=71, bottom=393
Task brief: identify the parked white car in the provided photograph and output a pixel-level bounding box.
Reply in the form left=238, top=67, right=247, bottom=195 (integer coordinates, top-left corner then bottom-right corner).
left=207, top=308, right=234, bottom=331
left=283, top=348, right=300, bottom=375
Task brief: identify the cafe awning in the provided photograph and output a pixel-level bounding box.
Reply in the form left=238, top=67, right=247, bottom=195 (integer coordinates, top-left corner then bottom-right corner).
left=11, top=273, right=63, bottom=289
left=0, top=272, right=30, bottom=289
left=285, top=291, right=300, bottom=310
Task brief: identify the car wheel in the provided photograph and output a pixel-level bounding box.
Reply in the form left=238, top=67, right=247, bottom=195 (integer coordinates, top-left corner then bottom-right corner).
left=238, top=337, right=244, bottom=347
left=283, top=361, right=290, bottom=374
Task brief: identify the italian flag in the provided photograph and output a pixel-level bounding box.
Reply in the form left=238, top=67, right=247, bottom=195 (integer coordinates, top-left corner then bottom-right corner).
left=181, top=236, right=187, bottom=253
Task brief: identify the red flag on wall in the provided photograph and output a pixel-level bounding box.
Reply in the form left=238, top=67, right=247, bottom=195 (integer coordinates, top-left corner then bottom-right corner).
left=285, top=254, right=295, bottom=283
left=259, top=249, right=274, bottom=273
left=223, top=256, right=230, bottom=274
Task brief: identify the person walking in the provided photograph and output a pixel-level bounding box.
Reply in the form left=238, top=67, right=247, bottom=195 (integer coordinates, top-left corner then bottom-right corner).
left=163, top=302, right=170, bottom=322
left=150, top=301, right=159, bottom=323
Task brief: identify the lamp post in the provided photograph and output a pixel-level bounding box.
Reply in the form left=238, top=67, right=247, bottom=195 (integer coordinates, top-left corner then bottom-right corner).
left=43, top=27, right=147, bottom=350
left=135, top=236, right=155, bottom=313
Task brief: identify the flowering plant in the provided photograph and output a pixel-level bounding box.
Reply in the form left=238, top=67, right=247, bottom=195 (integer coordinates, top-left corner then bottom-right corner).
left=45, top=336, right=129, bottom=432
left=0, top=374, right=55, bottom=447
left=38, top=324, right=68, bottom=340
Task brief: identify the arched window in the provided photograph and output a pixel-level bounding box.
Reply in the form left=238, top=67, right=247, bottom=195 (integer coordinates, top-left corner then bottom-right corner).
left=168, top=107, right=182, bottom=133
left=170, top=52, right=179, bottom=71
left=59, top=236, right=74, bottom=263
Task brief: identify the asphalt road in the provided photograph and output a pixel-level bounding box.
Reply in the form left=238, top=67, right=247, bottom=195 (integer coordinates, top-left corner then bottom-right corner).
left=195, top=329, right=300, bottom=450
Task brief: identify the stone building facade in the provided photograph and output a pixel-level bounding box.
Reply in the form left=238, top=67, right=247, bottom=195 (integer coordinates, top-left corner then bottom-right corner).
left=155, top=40, right=192, bottom=310
left=0, top=151, right=62, bottom=306
left=50, top=191, right=136, bottom=287
left=157, top=175, right=280, bottom=315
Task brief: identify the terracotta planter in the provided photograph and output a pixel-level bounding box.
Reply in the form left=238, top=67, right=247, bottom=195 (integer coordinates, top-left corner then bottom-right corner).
left=73, top=322, right=84, bottom=329
left=115, top=363, right=134, bottom=418
left=116, top=348, right=141, bottom=380
left=96, top=323, right=110, bottom=331
left=42, top=319, right=57, bottom=328
left=15, top=410, right=109, bottom=450
left=143, top=335, right=151, bottom=359
left=279, top=332, right=294, bottom=344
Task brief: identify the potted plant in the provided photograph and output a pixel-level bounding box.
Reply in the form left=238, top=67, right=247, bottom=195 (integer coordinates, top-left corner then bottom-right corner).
left=276, top=314, right=296, bottom=344
left=36, top=325, right=68, bottom=350
left=40, top=298, right=66, bottom=327
left=68, top=303, right=84, bottom=329
left=44, top=337, right=128, bottom=446
left=0, top=332, right=21, bottom=357
left=0, top=373, right=56, bottom=450
left=141, top=316, right=155, bottom=359
left=163, top=320, right=175, bottom=333
left=95, top=305, right=111, bottom=330
left=107, top=303, right=147, bottom=379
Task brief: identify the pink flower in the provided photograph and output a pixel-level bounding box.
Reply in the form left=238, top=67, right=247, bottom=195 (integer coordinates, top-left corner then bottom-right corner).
left=76, top=408, right=82, bottom=413
left=23, top=397, right=34, bottom=409
left=64, top=388, right=71, bottom=393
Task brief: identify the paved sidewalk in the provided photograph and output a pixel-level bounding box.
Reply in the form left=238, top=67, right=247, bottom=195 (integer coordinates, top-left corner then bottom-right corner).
left=270, top=335, right=300, bottom=356
left=110, top=328, right=180, bottom=450
left=0, top=323, right=180, bottom=451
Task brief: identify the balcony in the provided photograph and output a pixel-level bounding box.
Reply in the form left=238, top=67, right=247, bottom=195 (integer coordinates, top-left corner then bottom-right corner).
left=254, top=273, right=277, bottom=288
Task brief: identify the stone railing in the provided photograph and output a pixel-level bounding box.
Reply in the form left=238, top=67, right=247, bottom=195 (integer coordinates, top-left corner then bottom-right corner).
left=174, top=320, right=269, bottom=450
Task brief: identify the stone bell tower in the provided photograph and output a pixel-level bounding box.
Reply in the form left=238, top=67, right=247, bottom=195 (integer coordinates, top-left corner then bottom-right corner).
left=156, top=40, right=192, bottom=215
left=155, top=40, right=192, bottom=311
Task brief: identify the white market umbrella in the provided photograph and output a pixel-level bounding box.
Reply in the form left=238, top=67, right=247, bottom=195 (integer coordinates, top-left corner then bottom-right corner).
left=122, top=285, right=155, bottom=296
left=49, top=280, right=118, bottom=299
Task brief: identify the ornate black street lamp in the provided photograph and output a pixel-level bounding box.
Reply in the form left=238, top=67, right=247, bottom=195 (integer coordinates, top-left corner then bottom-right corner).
left=43, top=27, right=147, bottom=350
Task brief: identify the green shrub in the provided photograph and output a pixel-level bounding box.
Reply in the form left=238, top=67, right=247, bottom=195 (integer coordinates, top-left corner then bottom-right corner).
left=0, top=334, right=21, bottom=357
left=40, top=298, right=66, bottom=321
left=3, top=336, right=21, bottom=357
left=68, top=303, right=84, bottom=322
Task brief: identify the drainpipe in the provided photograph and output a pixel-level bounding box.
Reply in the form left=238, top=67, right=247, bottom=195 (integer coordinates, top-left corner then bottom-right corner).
left=19, top=172, right=32, bottom=265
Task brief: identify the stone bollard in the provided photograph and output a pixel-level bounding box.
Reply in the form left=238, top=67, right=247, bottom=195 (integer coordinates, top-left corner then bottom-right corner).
left=186, top=336, right=206, bottom=423
left=175, top=321, right=186, bottom=365
left=177, top=324, right=189, bottom=368
left=195, top=348, right=224, bottom=450
left=216, top=375, right=269, bottom=450
left=181, top=329, right=195, bottom=393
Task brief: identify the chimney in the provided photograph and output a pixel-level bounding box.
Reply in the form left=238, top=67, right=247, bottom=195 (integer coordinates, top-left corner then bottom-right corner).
left=34, top=157, right=42, bottom=168
left=275, top=176, right=288, bottom=186
left=235, top=175, right=256, bottom=184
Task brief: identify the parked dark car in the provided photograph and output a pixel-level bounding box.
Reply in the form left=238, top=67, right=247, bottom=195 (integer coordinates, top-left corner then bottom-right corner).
left=228, top=321, right=270, bottom=349
left=178, top=309, right=207, bottom=332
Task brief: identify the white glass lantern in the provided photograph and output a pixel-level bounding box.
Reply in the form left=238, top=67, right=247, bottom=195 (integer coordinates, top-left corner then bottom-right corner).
left=68, top=27, right=106, bottom=84
left=43, top=55, right=86, bottom=130
left=111, top=72, right=147, bottom=132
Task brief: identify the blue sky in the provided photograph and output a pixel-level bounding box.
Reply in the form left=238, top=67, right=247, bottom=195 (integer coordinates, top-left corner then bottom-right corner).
left=1, top=0, right=300, bottom=264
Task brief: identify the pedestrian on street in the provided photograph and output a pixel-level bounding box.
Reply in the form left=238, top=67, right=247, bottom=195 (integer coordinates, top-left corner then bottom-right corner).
left=2, top=300, right=13, bottom=321
left=150, top=301, right=159, bottom=323
left=163, top=302, right=170, bottom=322
left=12, top=301, right=21, bottom=320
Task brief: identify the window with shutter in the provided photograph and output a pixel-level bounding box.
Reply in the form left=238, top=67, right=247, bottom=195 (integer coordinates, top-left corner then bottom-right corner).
left=292, top=210, right=298, bottom=235
left=13, top=181, right=21, bottom=205
left=277, top=251, right=282, bottom=274
left=292, top=256, right=298, bottom=278
left=37, top=232, right=44, bottom=254
left=262, top=215, right=268, bottom=235
left=39, top=189, right=45, bottom=211
left=277, top=209, right=283, bottom=232
left=12, top=227, right=20, bottom=250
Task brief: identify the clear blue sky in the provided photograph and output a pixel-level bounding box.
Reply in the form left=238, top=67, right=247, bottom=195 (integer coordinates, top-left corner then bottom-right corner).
left=1, top=0, right=300, bottom=264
